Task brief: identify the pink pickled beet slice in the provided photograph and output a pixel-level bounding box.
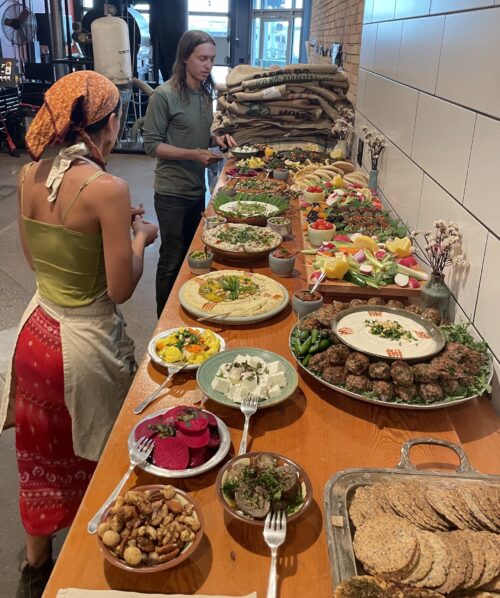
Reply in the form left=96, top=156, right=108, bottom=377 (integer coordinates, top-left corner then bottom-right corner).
left=189, top=446, right=215, bottom=468
left=207, top=427, right=220, bottom=448
left=176, top=427, right=210, bottom=449
left=153, top=437, right=189, bottom=470
left=162, top=406, right=190, bottom=420
left=134, top=414, right=164, bottom=441
left=206, top=412, right=218, bottom=428
left=175, top=408, right=209, bottom=433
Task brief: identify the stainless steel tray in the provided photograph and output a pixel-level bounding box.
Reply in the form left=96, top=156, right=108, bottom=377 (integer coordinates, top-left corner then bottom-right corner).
left=323, top=437, right=500, bottom=592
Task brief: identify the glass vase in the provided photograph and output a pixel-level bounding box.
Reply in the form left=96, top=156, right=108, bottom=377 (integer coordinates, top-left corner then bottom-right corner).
left=421, top=272, right=451, bottom=320
left=368, top=168, right=379, bottom=193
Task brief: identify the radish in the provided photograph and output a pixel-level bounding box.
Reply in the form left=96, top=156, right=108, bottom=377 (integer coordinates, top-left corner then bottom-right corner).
left=409, top=278, right=421, bottom=289
left=395, top=273, right=409, bottom=287
left=300, top=201, right=309, bottom=208
left=322, top=241, right=335, bottom=249
left=354, top=250, right=366, bottom=263
left=375, top=250, right=387, bottom=259
left=359, top=264, right=373, bottom=275
left=310, top=270, right=323, bottom=282
left=398, top=256, right=418, bottom=267
left=335, top=234, right=351, bottom=242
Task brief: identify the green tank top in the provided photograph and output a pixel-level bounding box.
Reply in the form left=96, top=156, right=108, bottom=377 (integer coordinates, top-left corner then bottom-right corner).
left=21, top=166, right=108, bottom=307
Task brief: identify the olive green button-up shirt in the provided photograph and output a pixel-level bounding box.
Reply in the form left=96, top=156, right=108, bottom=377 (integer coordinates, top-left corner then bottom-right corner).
left=143, top=81, right=213, bottom=200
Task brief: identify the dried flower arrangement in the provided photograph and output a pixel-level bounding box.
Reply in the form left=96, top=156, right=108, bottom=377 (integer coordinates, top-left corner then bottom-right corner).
left=412, top=221, right=467, bottom=276
left=361, top=126, right=386, bottom=170
left=332, top=117, right=354, bottom=141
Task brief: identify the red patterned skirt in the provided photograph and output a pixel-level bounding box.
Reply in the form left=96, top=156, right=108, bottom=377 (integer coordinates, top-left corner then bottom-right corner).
left=15, top=307, right=96, bottom=536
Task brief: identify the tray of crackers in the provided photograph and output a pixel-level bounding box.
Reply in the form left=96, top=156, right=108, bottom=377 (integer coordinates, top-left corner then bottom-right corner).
left=325, top=437, right=500, bottom=597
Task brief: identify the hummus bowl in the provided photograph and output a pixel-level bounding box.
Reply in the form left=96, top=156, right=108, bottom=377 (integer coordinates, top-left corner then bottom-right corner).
left=179, top=270, right=289, bottom=324
left=202, top=223, right=282, bottom=261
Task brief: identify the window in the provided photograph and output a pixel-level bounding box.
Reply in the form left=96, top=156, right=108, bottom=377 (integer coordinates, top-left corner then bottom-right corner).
left=251, top=1, right=304, bottom=67
left=188, top=0, right=230, bottom=66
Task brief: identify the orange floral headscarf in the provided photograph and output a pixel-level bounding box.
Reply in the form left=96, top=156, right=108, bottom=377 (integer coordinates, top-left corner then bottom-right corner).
left=25, top=70, right=120, bottom=168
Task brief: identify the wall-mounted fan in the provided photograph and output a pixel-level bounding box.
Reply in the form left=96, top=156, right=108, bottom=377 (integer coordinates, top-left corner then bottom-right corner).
left=2, top=3, right=37, bottom=46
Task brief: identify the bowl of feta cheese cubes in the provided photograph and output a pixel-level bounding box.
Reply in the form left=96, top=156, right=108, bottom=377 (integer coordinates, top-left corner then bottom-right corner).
left=196, top=348, right=299, bottom=409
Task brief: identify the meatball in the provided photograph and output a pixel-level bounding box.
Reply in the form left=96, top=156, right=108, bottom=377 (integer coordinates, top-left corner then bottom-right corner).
left=421, top=308, right=441, bottom=325
left=395, top=384, right=418, bottom=402
left=324, top=344, right=350, bottom=365
left=308, top=352, right=328, bottom=373
left=252, top=454, right=277, bottom=470
left=404, top=304, right=423, bottom=315
left=297, top=315, right=321, bottom=331
left=441, top=379, right=459, bottom=395
left=387, top=299, right=405, bottom=309
left=413, top=363, right=439, bottom=383
left=323, top=366, right=347, bottom=386
left=418, top=383, right=444, bottom=403
left=372, top=381, right=395, bottom=401
left=368, top=361, right=391, bottom=380
left=390, top=361, right=415, bottom=386
left=315, top=305, right=338, bottom=328
left=430, top=355, right=461, bottom=380
left=443, top=342, right=469, bottom=362
left=333, top=300, right=350, bottom=312
left=350, top=298, right=367, bottom=307
left=345, top=352, right=370, bottom=375
left=367, top=297, right=386, bottom=306
left=346, top=375, right=372, bottom=393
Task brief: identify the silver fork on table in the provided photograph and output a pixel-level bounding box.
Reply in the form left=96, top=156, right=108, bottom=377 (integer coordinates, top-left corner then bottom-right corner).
left=237, top=396, right=259, bottom=455
left=264, top=510, right=287, bottom=598
left=87, top=436, right=154, bottom=534
left=133, top=362, right=188, bottom=415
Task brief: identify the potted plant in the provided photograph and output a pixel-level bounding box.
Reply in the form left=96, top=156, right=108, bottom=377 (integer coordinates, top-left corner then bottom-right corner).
left=412, top=221, right=467, bottom=319
left=187, top=250, right=214, bottom=275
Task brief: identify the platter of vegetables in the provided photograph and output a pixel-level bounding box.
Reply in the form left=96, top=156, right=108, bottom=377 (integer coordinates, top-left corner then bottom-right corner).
left=289, top=301, right=493, bottom=410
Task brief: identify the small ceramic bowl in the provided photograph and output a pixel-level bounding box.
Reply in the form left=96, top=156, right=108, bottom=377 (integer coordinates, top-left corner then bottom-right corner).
left=216, top=452, right=313, bottom=526
left=292, top=289, right=324, bottom=319
left=307, top=222, right=336, bottom=247
left=267, top=216, right=292, bottom=239
left=273, top=168, right=289, bottom=181
left=97, top=485, right=204, bottom=573
left=187, top=251, right=214, bottom=275
left=204, top=216, right=227, bottom=230
left=302, top=189, right=326, bottom=203
left=269, top=249, right=296, bottom=277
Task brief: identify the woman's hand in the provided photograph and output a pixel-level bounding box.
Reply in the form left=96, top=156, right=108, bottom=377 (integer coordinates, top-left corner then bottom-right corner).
left=131, top=203, right=145, bottom=220
left=193, top=149, right=224, bottom=167
left=132, top=216, right=158, bottom=246
left=214, top=134, right=237, bottom=150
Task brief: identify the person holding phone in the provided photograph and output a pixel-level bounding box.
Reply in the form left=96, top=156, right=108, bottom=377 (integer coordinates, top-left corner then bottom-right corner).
left=143, top=30, right=236, bottom=317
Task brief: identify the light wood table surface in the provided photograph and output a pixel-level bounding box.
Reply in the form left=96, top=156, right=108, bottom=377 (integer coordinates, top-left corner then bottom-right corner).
left=43, top=167, right=500, bottom=598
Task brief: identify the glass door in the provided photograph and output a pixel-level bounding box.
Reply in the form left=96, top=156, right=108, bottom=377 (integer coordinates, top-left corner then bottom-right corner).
left=260, top=18, right=290, bottom=68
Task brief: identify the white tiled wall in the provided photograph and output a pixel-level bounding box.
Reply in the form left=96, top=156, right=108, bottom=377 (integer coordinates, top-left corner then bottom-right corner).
left=356, top=3, right=500, bottom=411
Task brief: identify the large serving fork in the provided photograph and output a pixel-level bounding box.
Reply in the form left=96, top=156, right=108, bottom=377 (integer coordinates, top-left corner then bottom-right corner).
left=133, top=362, right=188, bottom=415
left=237, top=396, right=259, bottom=455
left=87, top=436, right=154, bottom=534
left=263, top=510, right=287, bottom=598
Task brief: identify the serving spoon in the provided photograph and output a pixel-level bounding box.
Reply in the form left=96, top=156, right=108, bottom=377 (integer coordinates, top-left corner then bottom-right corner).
left=309, top=270, right=326, bottom=295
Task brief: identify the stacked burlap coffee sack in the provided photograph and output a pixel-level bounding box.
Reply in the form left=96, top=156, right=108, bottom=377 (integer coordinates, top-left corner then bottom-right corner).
left=212, top=64, right=354, bottom=147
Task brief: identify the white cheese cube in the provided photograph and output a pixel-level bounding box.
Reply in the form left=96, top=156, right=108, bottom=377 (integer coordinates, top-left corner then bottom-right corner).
left=251, top=384, right=267, bottom=399
left=268, top=371, right=286, bottom=388
left=212, top=376, right=231, bottom=394
left=240, top=372, right=258, bottom=392
left=235, top=355, right=249, bottom=365
left=268, top=384, right=282, bottom=399
left=267, top=361, right=283, bottom=375
left=229, top=365, right=243, bottom=382
left=258, top=374, right=269, bottom=389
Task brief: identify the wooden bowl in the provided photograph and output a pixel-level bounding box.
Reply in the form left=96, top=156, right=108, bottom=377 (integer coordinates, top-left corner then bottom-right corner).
left=216, top=452, right=313, bottom=526
left=97, top=485, right=204, bottom=573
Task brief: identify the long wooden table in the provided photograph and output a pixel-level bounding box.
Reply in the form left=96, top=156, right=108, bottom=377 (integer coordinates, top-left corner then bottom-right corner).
left=43, top=169, right=500, bottom=597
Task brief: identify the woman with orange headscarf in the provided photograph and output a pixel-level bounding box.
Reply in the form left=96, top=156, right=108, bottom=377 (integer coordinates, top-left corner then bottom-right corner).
left=0, top=70, right=158, bottom=598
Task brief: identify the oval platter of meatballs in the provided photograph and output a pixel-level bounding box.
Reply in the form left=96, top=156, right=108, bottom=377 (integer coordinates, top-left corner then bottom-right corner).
left=289, top=298, right=493, bottom=409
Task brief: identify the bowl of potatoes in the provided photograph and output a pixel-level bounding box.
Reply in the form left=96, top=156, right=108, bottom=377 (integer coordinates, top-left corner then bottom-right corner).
left=96, top=484, right=204, bottom=572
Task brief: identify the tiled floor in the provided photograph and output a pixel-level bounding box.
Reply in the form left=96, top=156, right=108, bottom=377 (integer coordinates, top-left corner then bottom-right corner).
left=0, top=150, right=160, bottom=597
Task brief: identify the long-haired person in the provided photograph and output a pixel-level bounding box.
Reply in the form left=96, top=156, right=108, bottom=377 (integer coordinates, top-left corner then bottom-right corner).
left=0, top=70, right=158, bottom=598
left=143, top=29, right=236, bottom=317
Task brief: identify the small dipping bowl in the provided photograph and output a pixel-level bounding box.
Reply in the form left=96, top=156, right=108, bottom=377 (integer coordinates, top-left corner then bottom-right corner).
left=187, top=250, right=214, bottom=275
left=269, top=248, right=296, bottom=277
left=267, top=216, right=292, bottom=239
left=273, top=168, right=289, bottom=181
left=204, top=216, right=227, bottom=230
left=292, top=289, right=324, bottom=319
left=307, top=222, right=336, bottom=247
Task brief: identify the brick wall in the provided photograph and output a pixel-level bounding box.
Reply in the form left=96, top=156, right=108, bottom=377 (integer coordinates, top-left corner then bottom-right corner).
left=309, top=0, right=364, bottom=104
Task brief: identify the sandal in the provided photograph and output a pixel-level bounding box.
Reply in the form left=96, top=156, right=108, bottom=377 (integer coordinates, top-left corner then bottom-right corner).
left=16, top=557, right=54, bottom=598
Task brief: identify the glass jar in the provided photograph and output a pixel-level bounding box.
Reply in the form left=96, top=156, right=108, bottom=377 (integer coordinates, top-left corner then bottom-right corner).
left=421, top=272, right=451, bottom=320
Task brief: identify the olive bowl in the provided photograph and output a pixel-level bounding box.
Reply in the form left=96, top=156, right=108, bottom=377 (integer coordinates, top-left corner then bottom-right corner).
left=215, top=451, right=313, bottom=527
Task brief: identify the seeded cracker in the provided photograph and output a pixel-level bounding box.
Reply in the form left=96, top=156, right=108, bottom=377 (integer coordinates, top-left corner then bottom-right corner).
left=426, top=485, right=468, bottom=529
left=434, top=531, right=471, bottom=594
left=457, top=530, right=486, bottom=589
left=458, top=485, right=499, bottom=533
left=400, top=530, right=435, bottom=584
left=353, top=514, right=419, bottom=579
left=476, top=532, right=500, bottom=588
left=333, top=575, right=444, bottom=597
left=412, top=533, right=451, bottom=588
